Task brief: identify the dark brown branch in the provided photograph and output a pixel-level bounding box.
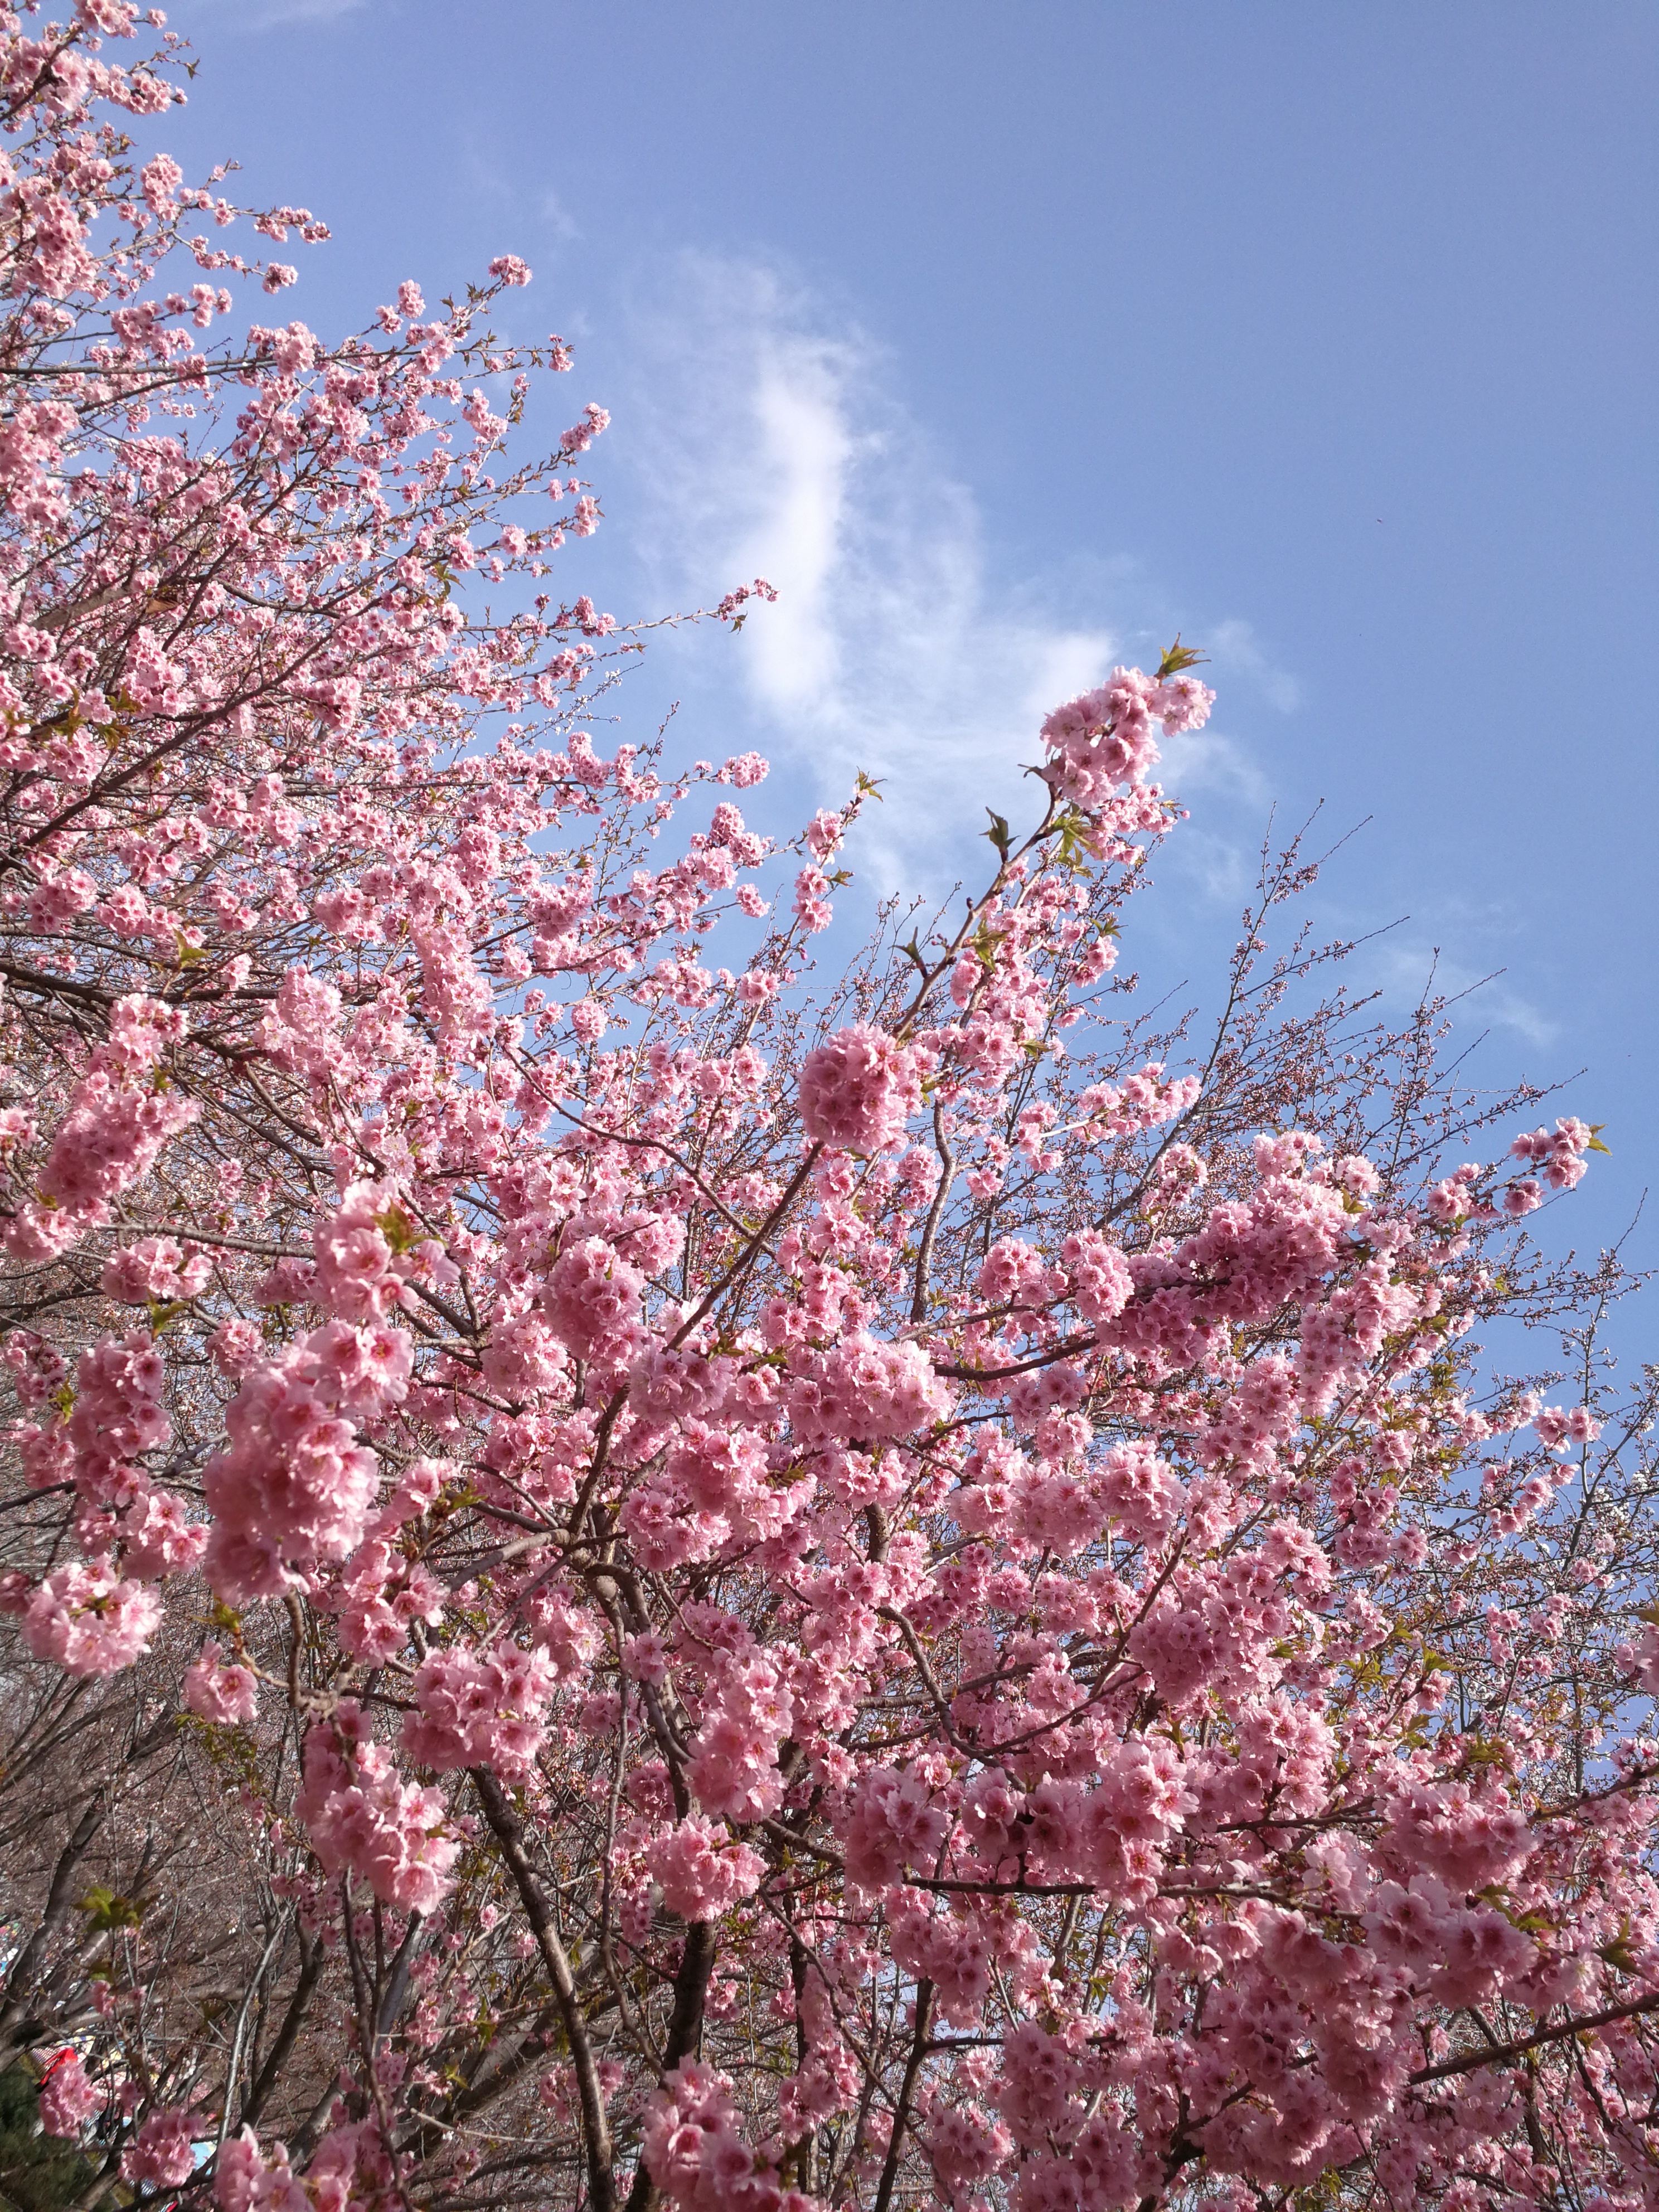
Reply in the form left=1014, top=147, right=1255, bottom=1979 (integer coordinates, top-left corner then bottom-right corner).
left=871, top=1978, right=934, bottom=2212
left=1411, top=1991, right=1659, bottom=2085
left=470, top=1767, right=617, bottom=2212
left=239, top=1927, right=321, bottom=2130
left=623, top=1920, right=717, bottom=2212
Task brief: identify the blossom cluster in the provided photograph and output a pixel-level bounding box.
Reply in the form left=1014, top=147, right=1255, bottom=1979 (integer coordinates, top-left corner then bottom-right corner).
left=294, top=1700, right=458, bottom=1912
left=1039, top=665, right=1215, bottom=806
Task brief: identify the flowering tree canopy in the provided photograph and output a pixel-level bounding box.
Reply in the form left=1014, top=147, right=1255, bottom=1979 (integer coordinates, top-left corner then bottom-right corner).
left=2, top=11, right=1658, bottom=2212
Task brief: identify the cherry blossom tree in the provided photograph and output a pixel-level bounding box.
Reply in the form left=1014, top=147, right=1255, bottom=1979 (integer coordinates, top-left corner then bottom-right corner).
left=2, top=9, right=1658, bottom=2212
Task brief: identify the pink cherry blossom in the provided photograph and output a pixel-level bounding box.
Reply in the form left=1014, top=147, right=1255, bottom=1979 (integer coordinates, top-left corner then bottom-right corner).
left=646, top=1818, right=766, bottom=1920
left=797, top=1022, right=923, bottom=1153
left=38, top=2050, right=100, bottom=2137
left=402, top=1638, right=557, bottom=1778
left=100, top=1235, right=213, bottom=1304
left=183, top=1639, right=259, bottom=1724
left=295, top=1702, right=458, bottom=1912
left=122, top=2106, right=200, bottom=2186
left=23, top=1559, right=161, bottom=1675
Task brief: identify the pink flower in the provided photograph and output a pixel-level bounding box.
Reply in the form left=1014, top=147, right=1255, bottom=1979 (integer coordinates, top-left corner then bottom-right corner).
left=24, top=1559, right=162, bottom=1676
left=1061, top=1226, right=1133, bottom=1324
left=1039, top=664, right=1210, bottom=807
left=0, top=31, right=1641, bottom=2196
left=122, top=2106, right=198, bottom=2187
left=790, top=1333, right=952, bottom=1447
left=201, top=1322, right=401, bottom=1603
left=806, top=808, right=844, bottom=860
left=646, top=1817, right=765, bottom=1919
left=208, top=1317, right=263, bottom=1376
left=138, top=152, right=182, bottom=217
left=121, top=1481, right=208, bottom=1579
left=540, top=1234, right=645, bottom=1357
left=1093, top=1440, right=1185, bottom=1545
left=797, top=1023, right=922, bottom=1153
left=100, top=1235, right=212, bottom=1304
left=687, top=1655, right=793, bottom=1822
left=295, top=1702, right=458, bottom=1912
left=38, top=2050, right=100, bottom=2137
left=401, top=1638, right=557, bottom=1779
left=183, top=1639, right=259, bottom=1725
left=214, top=2128, right=311, bottom=2212
left=312, top=1183, right=408, bottom=1322
left=845, top=1765, right=950, bottom=1888
left=38, top=1016, right=199, bottom=1214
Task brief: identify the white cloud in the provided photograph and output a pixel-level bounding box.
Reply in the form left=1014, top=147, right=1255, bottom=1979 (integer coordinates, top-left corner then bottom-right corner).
left=616, top=255, right=1129, bottom=890
left=1207, top=617, right=1302, bottom=714
left=1366, top=942, right=1558, bottom=1049
left=538, top=191, right=581, bottom=245
left=193, top=0, right=368, bottom=26
left=727, top=329, right=858, bottom=712
left=609, top=250, right=1308, bottom=932
left=1158, top=722, right=1268, bottom=805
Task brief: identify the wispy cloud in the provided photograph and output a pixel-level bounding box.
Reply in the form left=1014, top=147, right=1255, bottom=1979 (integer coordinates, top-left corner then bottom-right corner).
left=1208, top=617, right=1302, bottom=714
left=195, top=0, right=368, bottom=27
left=1365, top=942, right=1559, bottom=1050
left=617, top=256, right=1134, bottom=887
left=612, top=251, right=1306, bottom=922
left=538, top=191, right=581, bottom=245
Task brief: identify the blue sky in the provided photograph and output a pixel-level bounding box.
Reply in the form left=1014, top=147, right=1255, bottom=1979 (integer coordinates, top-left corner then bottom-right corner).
left=164, top=0, right=1657, bottom=1314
